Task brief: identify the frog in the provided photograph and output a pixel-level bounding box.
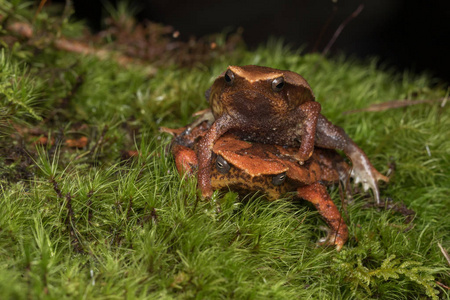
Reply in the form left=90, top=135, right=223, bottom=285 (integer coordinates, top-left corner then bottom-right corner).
left=161, top=122, right=351, bottom=250
left=189, top=65, right=388, bottom=202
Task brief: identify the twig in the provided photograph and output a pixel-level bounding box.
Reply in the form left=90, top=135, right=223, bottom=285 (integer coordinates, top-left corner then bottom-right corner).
left=87, top=189, right=94, bottom=224
left=33, top=0, right=47, bottom=24
left=151, top=207, right=158, bottom=223
left=436, top=281, right=450, bottom=290
left=65, top=192, right=84, bottom=253
left=343, top=98, right=447, bottom=115
left=7, top=21, right=33, bottom=38
left=51, top=178, right=63, bottom=198
left=312, top=5, right=338, bottom=52
left=322, top=4, right=364, bottom=56
left=51, top=177, right=84, bottom=253
left=126, top=196, right=133, bottom=222
left=54, top=38, right=133, bottom=65
left=438, top=242, right=450, bottom=267
left=64, top=192, right=75, bottom=227
left=6, top=21, right=135, bottom=66
left=291, top=214, right=307, bottom=233
left=362, top=198, right=416, bottom=227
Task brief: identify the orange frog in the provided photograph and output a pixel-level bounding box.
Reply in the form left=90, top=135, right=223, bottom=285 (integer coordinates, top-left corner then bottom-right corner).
left=162, top=122, right=352, bottom=251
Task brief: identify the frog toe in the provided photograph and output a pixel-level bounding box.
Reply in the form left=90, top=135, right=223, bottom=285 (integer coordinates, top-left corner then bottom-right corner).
left=316, top=226, right=346, bottom=251
left=350, top=161, right=389, bottom=204
left=172, top=145, right=198, bottom=176
left=200, top=187, right=213, bottom=200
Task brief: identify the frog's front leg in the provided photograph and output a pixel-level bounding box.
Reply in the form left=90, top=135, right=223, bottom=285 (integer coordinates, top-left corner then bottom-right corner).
left=294, top=101, right=321, bottom=163
left=315, top=114, right=388, bottom=204
left=176, top=108, right=215, bottom=141
left=297, top=182, right=348, bottom=251
left=197, top=115, right=235, bottom=198
left=185, top=108, right=215, bottom=134
left=172, top=144, right=198, bottom=176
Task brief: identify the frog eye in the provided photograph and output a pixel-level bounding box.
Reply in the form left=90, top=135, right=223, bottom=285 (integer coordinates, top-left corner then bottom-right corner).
left=224, top=70, right=235, bottom=85
left=272, top=172, right=286, bottom=186
left=216, top=155, right=231, bottom=174
left=272, top=77, right=285, bottom=92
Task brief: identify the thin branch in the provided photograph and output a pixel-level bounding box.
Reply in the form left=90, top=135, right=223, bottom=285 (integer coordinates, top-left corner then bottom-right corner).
left=65, top=192, right=84, bottom=253
left=51, top=177, right=84, bottom=253
left=343, top=98, right=447, bottom=115
left=438, top=242, right=450, bottom=267
left=291, top=214, right=307, bottom=233
left=322, top=4, right=364, bottom=56
left=7, top=21, right=134, bottom=66
left=312, top=5, right=338, bottom=53
left=87, top=189, right=94, bottom=224
left=51, top=178, right=63, bottom=198
left=33, top=0, right=48, bottom=24
left=436, top=281, right=450, bottom=290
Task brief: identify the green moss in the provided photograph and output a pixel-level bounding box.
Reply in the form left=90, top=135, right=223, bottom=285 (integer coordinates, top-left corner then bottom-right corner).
left=0, top=3, right=449, bottom=299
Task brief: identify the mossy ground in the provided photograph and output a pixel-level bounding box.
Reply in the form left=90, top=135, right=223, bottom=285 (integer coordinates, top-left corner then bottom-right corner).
left=1, top=2, right=449, bottom=299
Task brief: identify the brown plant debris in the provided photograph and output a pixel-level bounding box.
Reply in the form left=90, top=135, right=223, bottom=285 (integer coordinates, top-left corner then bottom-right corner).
left=363, top=197, right=416, bottom=226
left=343, top=98, right=447, bottom=115
left=438, top=242, right=450, bottom=267
left=2, top=10, right=243, bottom=69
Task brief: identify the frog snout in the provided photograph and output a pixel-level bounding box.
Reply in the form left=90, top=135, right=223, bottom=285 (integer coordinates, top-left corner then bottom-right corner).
left=229, top=91, right=276, bottom=118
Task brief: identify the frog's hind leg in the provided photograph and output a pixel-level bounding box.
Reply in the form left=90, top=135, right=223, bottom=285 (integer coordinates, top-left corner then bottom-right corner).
left=315, top=114, right=388, bottom=204
left=297, top=182, right=348, bottom=251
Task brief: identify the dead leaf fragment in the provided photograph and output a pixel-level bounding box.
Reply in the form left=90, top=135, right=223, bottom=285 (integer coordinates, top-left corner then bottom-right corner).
left=65, top=136, right=88, bottom=148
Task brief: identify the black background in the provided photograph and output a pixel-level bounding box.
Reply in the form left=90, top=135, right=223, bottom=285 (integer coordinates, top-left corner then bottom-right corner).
left=71, top=0, right=450, bottom=84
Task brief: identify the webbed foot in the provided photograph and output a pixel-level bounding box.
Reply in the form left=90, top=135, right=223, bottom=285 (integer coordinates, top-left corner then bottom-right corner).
left=294, top=150, right=313, bottom=165
left=349, top=151, right=389, bottom=204
left=297, top=182, right=348, bottom=251
left=315, top=114, right=388, bottom=204
left=317, top=226, right=346, bottom=251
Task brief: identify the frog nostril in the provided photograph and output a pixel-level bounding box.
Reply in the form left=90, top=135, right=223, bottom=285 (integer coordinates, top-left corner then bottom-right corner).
left=224, top=70, right=235, bottom=85
left=272, top=172, right=286, bottom=186
left=216, top=155, right=231, bottom=174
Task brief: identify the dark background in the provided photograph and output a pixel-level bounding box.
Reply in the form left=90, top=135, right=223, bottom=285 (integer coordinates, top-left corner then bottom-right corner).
left=72, top=0, right=450, bottom=84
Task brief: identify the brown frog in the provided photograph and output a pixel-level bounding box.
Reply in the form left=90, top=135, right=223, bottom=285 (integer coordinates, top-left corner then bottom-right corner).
left=189, top=65, right=388, bottom=202
left=161, top=123, right=351, bottom=250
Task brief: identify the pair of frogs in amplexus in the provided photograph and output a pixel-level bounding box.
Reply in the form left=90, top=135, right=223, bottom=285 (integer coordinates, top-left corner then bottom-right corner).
left=161, top=65, right=389, bottom=251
